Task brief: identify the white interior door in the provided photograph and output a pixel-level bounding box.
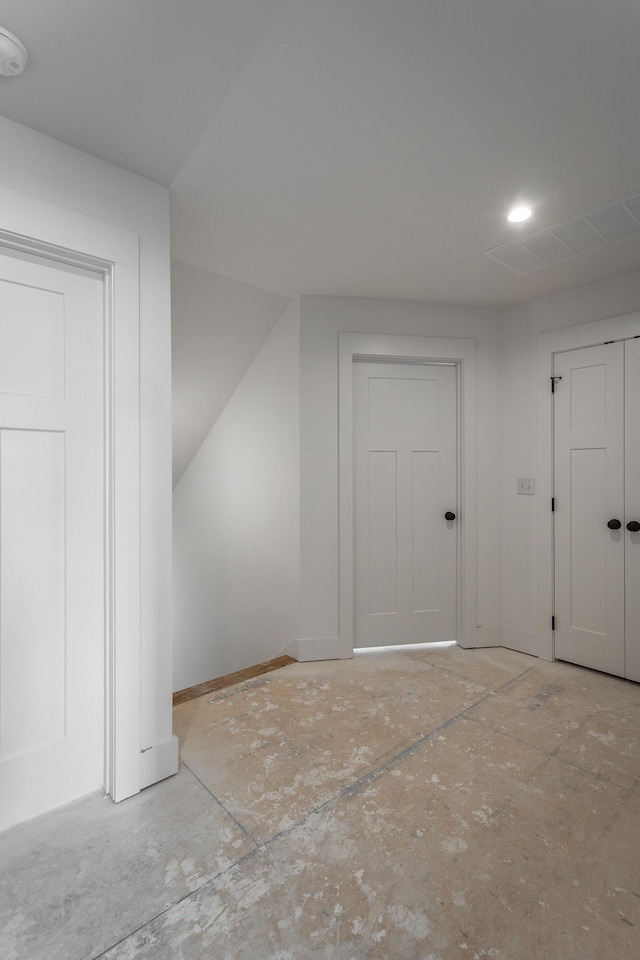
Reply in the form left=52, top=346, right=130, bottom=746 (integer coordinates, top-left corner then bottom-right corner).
left=553, top=342, right=625, bottom=676
left=0, top=250, right=105, bottom=831
left=624, top=338, right=640, bottom=682
left=354, top=361, right=457, bottom=648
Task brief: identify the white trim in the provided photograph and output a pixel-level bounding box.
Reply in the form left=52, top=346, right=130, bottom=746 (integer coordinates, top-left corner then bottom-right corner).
left=536, top=311, right=640, bottom=661
left=338, top=333, right=478, bottom=658
left=473, top=626, right=501, bottom=647
left=355, top=641, right=457, bottom=654
left=296, top=637, right=344, bottom=661
left=501, top=627, right=538, bottom=657
left=0, top=185, right=142, bottom=804
left=140, top=735, right=179, bottom=790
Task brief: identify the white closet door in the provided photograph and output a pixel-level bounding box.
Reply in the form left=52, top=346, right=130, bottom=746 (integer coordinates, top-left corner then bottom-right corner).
left=0, top=252, right=104, bottom=831
left=553, top=342, right=625, bottom=676
left=625, top=338, right=640, bottom=682
left=354, top=362, right=457, bottom=648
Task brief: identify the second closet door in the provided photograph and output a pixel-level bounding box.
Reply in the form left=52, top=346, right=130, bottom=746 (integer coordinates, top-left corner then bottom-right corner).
left=624, top=338, right=640, bottom=682
left=554, top=338, right=640, bottom=680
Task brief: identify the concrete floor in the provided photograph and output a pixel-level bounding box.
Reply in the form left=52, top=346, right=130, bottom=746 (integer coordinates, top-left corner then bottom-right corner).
left=1, top=645, right=640, bottom=959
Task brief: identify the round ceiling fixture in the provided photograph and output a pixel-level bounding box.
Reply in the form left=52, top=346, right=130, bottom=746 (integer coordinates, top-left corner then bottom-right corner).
left=507, top=205, right=533, bottom=224
left=0, top=26, right=28, bottom=77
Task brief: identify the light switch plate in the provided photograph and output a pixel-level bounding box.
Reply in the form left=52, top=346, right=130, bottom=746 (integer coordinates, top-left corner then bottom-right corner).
left=517, top=477, right=535, bottom=495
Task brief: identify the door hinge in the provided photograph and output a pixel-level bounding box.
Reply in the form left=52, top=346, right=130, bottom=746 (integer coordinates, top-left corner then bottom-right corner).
left=551, top=497, right=555, bottom=512
left=551, top=615, right=556, bottom=631
left=551, top=376, right=562, bottom=393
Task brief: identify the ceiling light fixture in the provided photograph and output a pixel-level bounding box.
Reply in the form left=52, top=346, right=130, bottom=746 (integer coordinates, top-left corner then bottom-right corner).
left=0, top=26, right=28, bottom=77
left=507, top=205, right=533, bottom=224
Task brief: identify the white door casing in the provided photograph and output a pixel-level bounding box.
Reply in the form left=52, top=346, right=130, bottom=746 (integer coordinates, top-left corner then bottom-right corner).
left=0, top=252, right=105, bottom=830
left=0, top=184, right=145, bottom=818
left=353, top=362, right=457, bottom=647
left=553, top=343, right=625, bottom=676
left=335, top=333, right=479, bottom=662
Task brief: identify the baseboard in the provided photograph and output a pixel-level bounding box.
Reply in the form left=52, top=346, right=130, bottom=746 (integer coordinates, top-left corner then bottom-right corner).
left=501, top=626, right=538, bottom=656
left=172, top=655, right=297, bottom=706
left=457, top=625, right=501, bottom=649
left=296, top=636, right=351, bottom=662
left=139, top=735, right=179, bottom=791
left=280, top=639, right=300, bottom=661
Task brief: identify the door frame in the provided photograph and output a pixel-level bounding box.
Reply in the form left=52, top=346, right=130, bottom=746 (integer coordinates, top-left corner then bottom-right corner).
left=536, top=310, right=640, bottom=661
left=338, top=333, right=478, bottom=657
left=0, top=185, right=141, bottom=803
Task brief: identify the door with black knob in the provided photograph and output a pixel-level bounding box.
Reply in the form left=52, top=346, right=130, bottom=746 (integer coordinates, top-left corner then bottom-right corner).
left=353, top=361, right=457, bottom=647
left=553, top=338, right=640, bottom=680
left=624, top=337, right=640, bottom=681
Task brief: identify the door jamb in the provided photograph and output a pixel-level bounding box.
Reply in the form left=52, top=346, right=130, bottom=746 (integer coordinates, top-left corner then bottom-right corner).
left=537, top=311, right=640, bottom=661
left=338, top=333, right=478, bottom=657
left=0, top=186, right=142, bottom=803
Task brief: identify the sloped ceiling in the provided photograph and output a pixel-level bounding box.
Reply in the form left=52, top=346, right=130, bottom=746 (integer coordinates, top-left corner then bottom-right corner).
left=170, top=0, right=640, bottom=305
left=0, top=0, right=286, bottom=185
left=2, top=0, right=640, bottom=475
left=171, top=261, right=287, bottom=484
left=3, top=0, right=639, bottom=305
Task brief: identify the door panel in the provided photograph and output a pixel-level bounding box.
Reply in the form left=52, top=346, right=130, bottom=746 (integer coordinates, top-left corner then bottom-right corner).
left=368, top=450, right=398, bottom=614
left=625, top=338, right=640, bottom=682
left=354, top=362, right=457, bottom=647
left=0, top=252, right=104, bottom=831
left=0, top=431, right=66, bottom=759
left=0, top=279, right=65, bottom=398
left=554, top=343, right=625, bottom=676
left=411, top=450, right=440, bottom=613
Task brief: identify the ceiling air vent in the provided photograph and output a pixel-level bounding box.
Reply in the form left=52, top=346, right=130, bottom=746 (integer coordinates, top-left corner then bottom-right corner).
left=484, top=194, right=640, bottom=275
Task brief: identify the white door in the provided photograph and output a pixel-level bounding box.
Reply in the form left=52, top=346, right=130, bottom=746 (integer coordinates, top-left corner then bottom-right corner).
left=624, top=338, right=640, bottom=682
left=354, top=361, right=457, bottom=648
left=0, top=250, right=105, bottom=831
left=553, top=339, right=640, bottom=680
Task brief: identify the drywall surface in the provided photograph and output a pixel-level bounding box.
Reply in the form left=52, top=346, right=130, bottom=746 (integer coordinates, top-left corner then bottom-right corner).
left=171, top=260, right=288, bottom=485
left=173, top=301, right=300, bottom=691
left=0, top=117, right=173, bottom=759
left=298, top=295, right=503, bottom=654
left=500, top=305, right=538, bottom=654
left=501, top=269, right=640, bottom=655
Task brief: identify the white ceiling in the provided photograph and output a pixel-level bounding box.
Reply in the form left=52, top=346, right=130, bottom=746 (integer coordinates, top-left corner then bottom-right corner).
left=0, top=0, right=285, bottom=185
left=2, top=0, right=640, bottom=305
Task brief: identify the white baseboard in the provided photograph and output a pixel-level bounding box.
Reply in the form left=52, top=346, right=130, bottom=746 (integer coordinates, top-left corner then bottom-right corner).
left=295, top=636, right=351, bottom=662
left=501, top=627, right=538, bottom=657
left=280, top=639, right=300, bottom=661
left=458, top=625, right=501, bottom=649
left=139, top=735, right=179, bottom=791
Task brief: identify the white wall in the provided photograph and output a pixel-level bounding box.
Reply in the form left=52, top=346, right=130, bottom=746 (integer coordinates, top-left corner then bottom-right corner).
left=171, top=260, right=288, bottom=485
left=172, top=301, right=300, bottom=691
left=501, top=269, right=640, bottom=654
left=0, top=117, right=173, bottom=762
left=500, top=308, right=538, bottom=653
left=298, top=296, right=503, bottom=654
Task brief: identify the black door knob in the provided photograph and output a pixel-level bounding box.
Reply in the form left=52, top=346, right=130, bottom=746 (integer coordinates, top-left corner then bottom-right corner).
left=607, top=519, right=622, bottom=530
left=444, top=511, right=456, bottom=521
left=627, top=520, right=640, bottom=532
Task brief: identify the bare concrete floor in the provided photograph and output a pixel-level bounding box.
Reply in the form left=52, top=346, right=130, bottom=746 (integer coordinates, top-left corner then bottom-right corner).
left=2, top=646, right=640, bottom=959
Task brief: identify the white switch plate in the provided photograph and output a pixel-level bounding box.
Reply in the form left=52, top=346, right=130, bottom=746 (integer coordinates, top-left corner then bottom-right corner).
left=517, top=477, right=535, bottom=495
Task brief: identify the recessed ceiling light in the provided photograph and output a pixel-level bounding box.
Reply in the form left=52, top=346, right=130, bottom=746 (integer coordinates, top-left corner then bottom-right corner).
left=507, top=205, right=533, bottom=223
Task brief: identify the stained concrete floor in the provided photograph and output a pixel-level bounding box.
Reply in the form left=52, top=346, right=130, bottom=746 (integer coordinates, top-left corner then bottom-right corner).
left=2, top=646, right=640, bottom=960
